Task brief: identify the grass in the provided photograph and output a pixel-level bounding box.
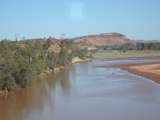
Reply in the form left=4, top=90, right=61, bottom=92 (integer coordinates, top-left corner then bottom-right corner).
left=93, top=50, right=160, bottom=60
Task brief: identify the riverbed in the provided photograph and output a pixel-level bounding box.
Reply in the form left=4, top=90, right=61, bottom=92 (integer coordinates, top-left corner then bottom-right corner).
left=0, top=58, right=160, bottom=120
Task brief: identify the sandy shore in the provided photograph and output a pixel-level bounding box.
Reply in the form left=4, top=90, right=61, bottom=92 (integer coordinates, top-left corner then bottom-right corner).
left=111, top=62, right=160, bottom=84
left=72, top=57, right=92, bottom=64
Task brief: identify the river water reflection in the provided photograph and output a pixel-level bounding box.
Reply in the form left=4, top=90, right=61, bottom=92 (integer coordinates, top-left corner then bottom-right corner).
left=0, top=59, right=160, bottom=120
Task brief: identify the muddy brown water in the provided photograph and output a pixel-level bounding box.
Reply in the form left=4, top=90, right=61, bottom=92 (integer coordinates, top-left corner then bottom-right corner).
left=0, top=58, right=160, bottom=120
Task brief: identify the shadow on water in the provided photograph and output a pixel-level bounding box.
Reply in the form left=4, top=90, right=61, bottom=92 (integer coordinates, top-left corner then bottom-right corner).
left=0, top=69, right=71, bottom=120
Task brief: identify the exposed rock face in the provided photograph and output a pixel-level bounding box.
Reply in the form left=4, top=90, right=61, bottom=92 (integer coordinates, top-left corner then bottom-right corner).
left=74, top=32, right=131, bottom=50
left=47, top=37, right=61, bottom=54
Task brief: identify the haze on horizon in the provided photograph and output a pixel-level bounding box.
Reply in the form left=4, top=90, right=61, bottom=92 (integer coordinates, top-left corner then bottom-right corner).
left=0, top=0, right=160, bottom=40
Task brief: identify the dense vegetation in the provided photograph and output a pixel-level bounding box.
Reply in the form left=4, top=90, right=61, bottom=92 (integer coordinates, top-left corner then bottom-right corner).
left=0, top=38, right=84, bottom=91
left=112, top=42, right=160, bottom=51
left=93, top=42, right=160, bottom=53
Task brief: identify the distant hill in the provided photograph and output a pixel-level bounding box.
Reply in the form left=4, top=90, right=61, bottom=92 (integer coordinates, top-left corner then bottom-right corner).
left=73, top=32, right=132, bottom=50
left=19, top=33, right=160, bottom=51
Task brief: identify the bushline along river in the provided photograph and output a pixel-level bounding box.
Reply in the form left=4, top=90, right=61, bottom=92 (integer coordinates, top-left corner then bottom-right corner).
left=0, top=58, right=160, bottom=120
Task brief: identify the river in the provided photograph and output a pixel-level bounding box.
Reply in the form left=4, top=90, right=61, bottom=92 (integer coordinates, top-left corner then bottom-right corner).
left=0, top=58, right=160, bottom=120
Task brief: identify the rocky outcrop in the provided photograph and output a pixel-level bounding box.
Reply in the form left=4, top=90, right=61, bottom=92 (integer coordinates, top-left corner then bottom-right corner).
left=47, top=37, right=61, bottom=54
left=74, top=32, right=131, bottom=50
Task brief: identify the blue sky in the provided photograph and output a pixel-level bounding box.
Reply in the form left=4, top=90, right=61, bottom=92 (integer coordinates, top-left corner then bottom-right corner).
left=0, top=0, right=160, bottom=40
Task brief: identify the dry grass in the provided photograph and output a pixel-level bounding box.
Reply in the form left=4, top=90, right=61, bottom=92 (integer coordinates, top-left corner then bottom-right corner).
left=93, top=50, right=160, bottom=60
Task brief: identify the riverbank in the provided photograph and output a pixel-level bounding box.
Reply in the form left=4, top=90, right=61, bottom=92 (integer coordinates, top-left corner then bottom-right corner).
left=40, top=57, right=92, bottom=75
left=71, top=56, right=92, bottom=63
left=111, top=62, right=160, bottom=84
left=0, top=57, right=92, bottom=96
